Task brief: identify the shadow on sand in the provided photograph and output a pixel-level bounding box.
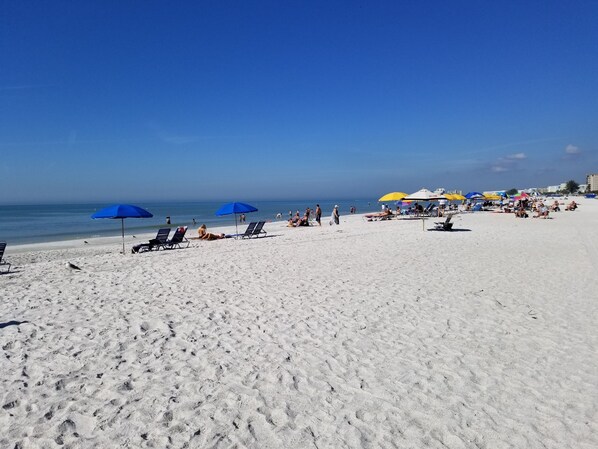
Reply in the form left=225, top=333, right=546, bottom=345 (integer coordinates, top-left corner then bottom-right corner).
left=0, top=320, right=29, bottom=329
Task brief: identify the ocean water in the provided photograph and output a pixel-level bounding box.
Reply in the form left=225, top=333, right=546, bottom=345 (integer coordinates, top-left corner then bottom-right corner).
left=0, top=199, right=379, bottom=245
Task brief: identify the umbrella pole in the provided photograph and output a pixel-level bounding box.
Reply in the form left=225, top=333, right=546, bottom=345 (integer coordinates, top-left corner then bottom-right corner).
left=234, top=214, right=239, bottom=239
left=121, top=218, right=125, bottom=254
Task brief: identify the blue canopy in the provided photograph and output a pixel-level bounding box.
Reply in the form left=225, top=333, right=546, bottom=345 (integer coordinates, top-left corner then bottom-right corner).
left=215, top=202, right=258, bottom=216
left=92, top=204, right=153, bottom=219
left=91, top=204, right=153, bottom=253
left=465, top=192, right=484, bottom=199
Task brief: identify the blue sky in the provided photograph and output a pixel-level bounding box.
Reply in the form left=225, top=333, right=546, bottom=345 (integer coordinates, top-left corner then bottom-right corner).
left=1, top=1, right=597, bottom=203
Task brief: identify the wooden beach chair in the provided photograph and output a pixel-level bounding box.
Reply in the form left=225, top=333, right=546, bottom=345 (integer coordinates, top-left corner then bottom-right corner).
left=0, top=242, right=11, bottom=273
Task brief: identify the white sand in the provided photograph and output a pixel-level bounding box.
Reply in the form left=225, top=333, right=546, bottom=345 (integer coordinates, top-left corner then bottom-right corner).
left=1, top=202, right=597, bottom=448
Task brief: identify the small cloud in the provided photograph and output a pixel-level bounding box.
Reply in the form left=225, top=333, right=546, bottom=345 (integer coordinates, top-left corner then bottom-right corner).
left=487, top=150, right=529, bottom=173
left=565, top=144, right=580, bottom=155
left=491, top=165, right=508, bottom=173
left=506, top=152, right=526, bottom=160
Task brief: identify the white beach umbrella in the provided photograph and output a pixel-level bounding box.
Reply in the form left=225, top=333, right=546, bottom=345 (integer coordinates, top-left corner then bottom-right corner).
left=404, top=188, right=445, bottom=201
left=404, top=188, right=445, bottom=229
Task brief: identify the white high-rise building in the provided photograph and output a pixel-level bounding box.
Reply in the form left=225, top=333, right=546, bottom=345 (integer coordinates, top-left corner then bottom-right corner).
left=586, top=173, right=598, bottom=192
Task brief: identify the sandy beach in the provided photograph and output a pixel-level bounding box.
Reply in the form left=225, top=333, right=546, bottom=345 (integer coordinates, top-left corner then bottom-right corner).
left=1, top=202, right=597, bottom=449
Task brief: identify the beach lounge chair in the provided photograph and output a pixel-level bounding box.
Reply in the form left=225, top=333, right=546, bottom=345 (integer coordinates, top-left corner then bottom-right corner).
left=432, top=215, right=454, bottom=231
left=132, top=228, right=171, bottom=253
left=251, top=221, right=267, bottom=238
left=0, top=242, right=11, bottom=273
left=164, top=226, right=190, bottom=249
left=423, top=203, right=438, bottom=216
left=239, top=222, right=257, bottom=239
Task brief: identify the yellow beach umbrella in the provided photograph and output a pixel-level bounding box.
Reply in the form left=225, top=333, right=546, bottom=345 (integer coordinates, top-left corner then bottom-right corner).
left=451, top=194, right=466, bottom=201
left=484, top=194, right=501, bottom=201
left=443, top=194, right=456, bottom=201
left=378, top=192, right=408, bottom=202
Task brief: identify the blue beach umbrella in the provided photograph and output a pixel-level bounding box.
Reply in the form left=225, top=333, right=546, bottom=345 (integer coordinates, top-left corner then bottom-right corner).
left=91, top=204, right=153, bottom=254
left=465, top=192, right=484, bottom=199
left=215, top=202, right=258, bottom=237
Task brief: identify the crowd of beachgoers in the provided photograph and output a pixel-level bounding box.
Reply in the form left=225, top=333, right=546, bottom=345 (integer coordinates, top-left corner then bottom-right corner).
left=180, top=196, right=583, bottom=241
left=360, top=195, right=581, bottom=223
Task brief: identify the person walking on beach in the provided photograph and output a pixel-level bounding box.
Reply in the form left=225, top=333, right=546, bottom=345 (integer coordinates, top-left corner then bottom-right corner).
left=331, top=205, right=340, bottom=225
left=315, top=204, right=322, bottom=226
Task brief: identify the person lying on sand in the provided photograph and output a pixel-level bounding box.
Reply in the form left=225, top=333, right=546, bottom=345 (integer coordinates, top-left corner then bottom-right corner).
left=566, top=201, right=577, bottom=211
left=365, top=209, right=393, bottom=221
left=200, top=232, right=226, bottom=240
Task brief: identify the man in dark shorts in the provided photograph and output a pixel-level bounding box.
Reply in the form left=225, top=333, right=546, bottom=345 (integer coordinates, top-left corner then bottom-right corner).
left=315, top=204, right=322, bottom=226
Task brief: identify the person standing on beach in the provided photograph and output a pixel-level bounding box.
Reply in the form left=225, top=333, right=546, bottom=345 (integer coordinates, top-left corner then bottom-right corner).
left=331, top=205, right=340, bottom=225
left=315, top=204, right=322, bottom=226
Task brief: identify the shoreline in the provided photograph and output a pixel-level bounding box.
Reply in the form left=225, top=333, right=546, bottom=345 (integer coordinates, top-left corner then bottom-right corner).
left=3, top=195, right=589, bottom=253
left=0, top=199, right=380, bottom=248
left=4, top=213, right=377, bottom=254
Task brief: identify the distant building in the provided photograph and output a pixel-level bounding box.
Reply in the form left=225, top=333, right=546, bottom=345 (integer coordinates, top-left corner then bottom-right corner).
left=546, top=185, right=560, bottom=193
left=587, top=173, right=598, bottom=192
